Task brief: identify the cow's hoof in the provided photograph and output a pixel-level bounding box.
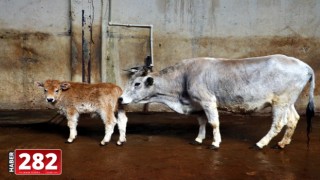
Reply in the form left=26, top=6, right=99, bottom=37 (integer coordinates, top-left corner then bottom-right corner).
left=65, top=141, right=73, bottom=144
left=116, top=141, right=125, bottom=146
left=189, top=140, right=202, bottom=146
left=271, top=144, right=284, bottom=150
left=249, top=144, right=262, bottom=150
left=208, top=145, right=219, bottom=150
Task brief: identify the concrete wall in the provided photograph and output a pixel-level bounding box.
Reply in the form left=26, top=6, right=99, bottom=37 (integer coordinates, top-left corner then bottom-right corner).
left=0, top=0, right=71, bottom=109
left=0, top=0, right=319, bottom=113
left=0, top=0, right=102, bottom=109
left=107, top=0, right=320, bottom=112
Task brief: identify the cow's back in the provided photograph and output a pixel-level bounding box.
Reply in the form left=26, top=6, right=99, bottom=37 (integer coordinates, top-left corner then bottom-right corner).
left=183, top=55, right=312, bottom=112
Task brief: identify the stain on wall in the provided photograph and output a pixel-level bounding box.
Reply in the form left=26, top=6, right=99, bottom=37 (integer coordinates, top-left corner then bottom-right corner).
left=70, top=0, right=102, bottom=83
left=0, top=29, right=70, bottom=109
left=0, top=0, right=71, bottom=110
left=70, top=25, right=101, bottom=83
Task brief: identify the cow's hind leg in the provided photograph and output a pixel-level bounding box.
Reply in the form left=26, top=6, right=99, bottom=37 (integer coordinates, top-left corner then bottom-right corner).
left=66, top=109, right=79, bottom=143
left=190, top=115, right=207, bottom=145
left=276, top=105, right=300, bottom=149
left=100, top=108, right=117, bottom=146
left=116, top=110, right=128, bottom=146
left=256, top=105, right=289, bottom=149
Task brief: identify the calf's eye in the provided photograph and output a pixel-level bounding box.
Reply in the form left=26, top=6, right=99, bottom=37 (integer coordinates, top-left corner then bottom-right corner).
left=44, top=89, right=48, bottom=92
left=55, top=89, right=59, bottom=93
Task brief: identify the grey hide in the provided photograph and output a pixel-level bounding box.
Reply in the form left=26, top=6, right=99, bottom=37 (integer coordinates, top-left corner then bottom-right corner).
left=120, top=54, right=315, bottom=150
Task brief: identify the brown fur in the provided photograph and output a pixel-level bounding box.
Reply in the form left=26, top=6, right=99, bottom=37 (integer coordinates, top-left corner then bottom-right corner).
left=36, top=80, right=127, bottom=145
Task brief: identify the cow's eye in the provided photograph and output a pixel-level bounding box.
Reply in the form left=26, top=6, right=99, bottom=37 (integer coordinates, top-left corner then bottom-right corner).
left=44, top=89, right=48, bottom=92
left=134, top=83, right=141, bottom=87
left=55, top=89, right=59, bottom=93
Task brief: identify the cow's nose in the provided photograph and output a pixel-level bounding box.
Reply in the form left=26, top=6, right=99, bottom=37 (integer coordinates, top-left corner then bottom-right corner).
left=47, top=98, right=54, bottom=103
left=118, top=97, right=123, bottom=104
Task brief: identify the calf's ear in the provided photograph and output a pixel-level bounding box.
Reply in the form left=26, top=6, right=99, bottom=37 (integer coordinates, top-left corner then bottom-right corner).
left=60, top=82, right=71, bottom=90
left=145, top=77, right=154, bottom=86
left=35, top=81, right=44, bottom=88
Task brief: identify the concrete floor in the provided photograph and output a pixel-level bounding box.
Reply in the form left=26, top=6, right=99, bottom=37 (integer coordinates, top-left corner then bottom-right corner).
left=0, top=111, right=319, bottom=179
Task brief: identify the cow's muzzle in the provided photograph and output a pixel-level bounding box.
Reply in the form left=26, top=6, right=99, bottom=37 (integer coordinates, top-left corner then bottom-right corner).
left=118, top=97, right=130, bottom=105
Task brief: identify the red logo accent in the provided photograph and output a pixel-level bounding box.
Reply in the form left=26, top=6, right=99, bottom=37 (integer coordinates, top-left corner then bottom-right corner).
left=15, top=149, right=62, bottom=175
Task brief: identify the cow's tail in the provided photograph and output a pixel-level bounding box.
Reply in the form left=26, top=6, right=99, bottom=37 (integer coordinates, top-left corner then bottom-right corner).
left=306, top=68, right=315, bottom=146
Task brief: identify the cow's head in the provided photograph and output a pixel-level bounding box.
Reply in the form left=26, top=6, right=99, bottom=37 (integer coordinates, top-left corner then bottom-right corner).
left=35, top=80, right=70, bottom=103
left=119, top=67, right=155, bottom=104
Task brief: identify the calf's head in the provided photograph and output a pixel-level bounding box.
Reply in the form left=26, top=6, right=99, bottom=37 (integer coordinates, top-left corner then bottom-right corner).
left=35, top=80, right=70, bottom=103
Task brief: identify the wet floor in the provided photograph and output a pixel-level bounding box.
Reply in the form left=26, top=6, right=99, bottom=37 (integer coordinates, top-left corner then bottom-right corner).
left=0, top=111, right=319, bottom=179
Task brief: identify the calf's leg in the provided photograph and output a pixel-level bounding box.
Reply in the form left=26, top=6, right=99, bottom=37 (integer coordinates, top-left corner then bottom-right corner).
left=116, top=110, right=128, bottom=146
left=66, top=109, right=79, bottom=143
left=100, top=108, right=117, bottom=146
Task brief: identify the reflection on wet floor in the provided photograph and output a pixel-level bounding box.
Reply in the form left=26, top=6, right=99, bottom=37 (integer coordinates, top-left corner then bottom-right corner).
left=0, top=111, right=319, bottom=179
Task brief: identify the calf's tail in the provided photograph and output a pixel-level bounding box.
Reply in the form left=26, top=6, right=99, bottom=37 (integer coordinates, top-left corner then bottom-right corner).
left=115, top=96, right=126, bottom=119
left=306, top=68, right=315, bottom=146
left=114, top=86, right=125, bottom=119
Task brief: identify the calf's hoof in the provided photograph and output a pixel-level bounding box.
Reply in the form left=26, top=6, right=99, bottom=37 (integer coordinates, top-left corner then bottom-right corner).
left=249, top=144, right=263, bottom=150
left=100, top=141, right=108, bottom=146
left=271, top=144, right=284, bottom=150
left=208, top=145, right=219, bottom=150
left=189, top=140, right=202, bottom=146
left=65, top=139, right=74, bottom=144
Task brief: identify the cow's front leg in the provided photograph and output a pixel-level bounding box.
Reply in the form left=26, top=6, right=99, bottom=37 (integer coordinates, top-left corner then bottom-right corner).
left=66, top=109, right=79, bottom=143
left=100, top=109, right=117, bottom=146
left=191, top=115, right=207, bottom=145
left=201, top=101, right=220, bottom=150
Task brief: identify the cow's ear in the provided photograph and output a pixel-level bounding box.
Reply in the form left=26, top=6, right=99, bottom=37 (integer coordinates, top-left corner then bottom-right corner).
left=60, top=82, right=71, bottom=90
left=35, top=81, right=44, bottom=88
left=145, top=77, right=154, bottom=86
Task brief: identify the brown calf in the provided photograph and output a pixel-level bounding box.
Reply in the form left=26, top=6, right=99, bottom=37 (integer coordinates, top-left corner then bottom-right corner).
left=36, top=80, right=128, bottom=146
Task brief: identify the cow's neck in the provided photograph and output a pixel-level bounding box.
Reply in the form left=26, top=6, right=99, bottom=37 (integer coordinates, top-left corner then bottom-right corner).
left=154, top=72, right=184, bottom=97
left=147, top=73, right=194, bottom=114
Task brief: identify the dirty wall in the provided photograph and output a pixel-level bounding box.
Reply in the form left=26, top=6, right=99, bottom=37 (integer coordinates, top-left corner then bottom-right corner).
left=0, top=0, right=319, bottom=113
left=0, top=0, right=71, bottom=109
left=0, top=0, right=101, bottom=109
left=107, top=0, right=320, bottom=113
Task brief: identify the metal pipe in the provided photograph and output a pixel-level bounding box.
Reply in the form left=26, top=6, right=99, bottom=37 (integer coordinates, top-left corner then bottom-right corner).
left=150, top=25, right=153, bottom=67
left=101, top=0, right=108, bottom=82
left=82, top=10, right=85, bottom=83
left=107, top=0, right=154, bottom=67
left=108, top=22, right=151, bottom=28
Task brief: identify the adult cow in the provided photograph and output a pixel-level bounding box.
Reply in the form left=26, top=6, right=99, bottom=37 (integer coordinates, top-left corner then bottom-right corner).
left=119, top=54, right=315, bottom=150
